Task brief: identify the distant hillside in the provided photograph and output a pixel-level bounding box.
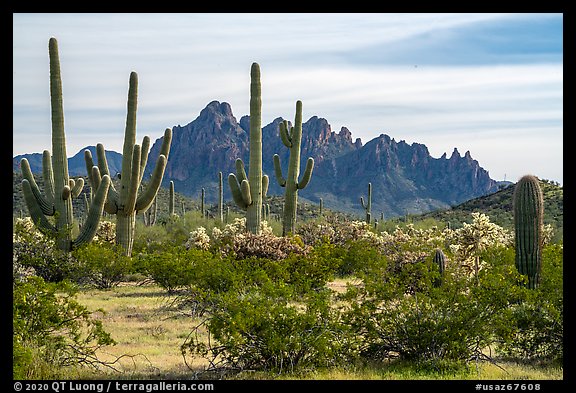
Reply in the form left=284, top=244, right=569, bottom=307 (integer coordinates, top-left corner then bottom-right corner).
left=415, top=178, right=563, bottom=241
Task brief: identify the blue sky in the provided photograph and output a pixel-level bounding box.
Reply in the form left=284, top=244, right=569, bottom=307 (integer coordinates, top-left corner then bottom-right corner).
left=13, top=13, right=563, bottom=185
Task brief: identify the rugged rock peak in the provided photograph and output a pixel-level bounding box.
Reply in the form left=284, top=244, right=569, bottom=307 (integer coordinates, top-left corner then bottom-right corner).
left=450, top=147, right=461, bottom=159
left=196, top=100, right=234, bottom=121
left=338, top=127, right=353, bottom=142
left=303, top=116, right=332, bottom=142
left=239, top=115, right=250, bottom=133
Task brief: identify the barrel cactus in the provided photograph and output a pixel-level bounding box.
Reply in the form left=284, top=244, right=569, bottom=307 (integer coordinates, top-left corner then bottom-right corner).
left=20, top=37, right=111, bottom=252
left=513, top=174, right=544, bottom=289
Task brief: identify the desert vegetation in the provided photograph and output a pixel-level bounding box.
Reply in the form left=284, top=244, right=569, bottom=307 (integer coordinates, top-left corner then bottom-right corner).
left=13, top=37, right=563, bottom=381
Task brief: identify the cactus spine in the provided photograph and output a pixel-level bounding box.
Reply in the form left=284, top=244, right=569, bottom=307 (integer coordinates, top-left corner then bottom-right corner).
left=84, top=72, right=172, bottom=257
left=513, top=175, right=544, bottom=289
left=273, top=100, right=315, bottom=236
left=20, top=38, right=111, bottom=252
left=228, top=63, right=269, bottom=234
left=360, top=183, right=372, bottom=224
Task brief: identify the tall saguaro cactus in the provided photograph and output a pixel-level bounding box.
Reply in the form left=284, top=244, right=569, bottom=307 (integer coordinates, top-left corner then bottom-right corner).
left=273, top=100, right=314, bottom=236
left=20, top=37, right=111, bottom=252
left=228, top=62, right=269, bottom=234
left=360, top=183, right=372, bottom=224
left=84, top=71, right=172, bottom=256
left=513, top=174, right=544, bottom=289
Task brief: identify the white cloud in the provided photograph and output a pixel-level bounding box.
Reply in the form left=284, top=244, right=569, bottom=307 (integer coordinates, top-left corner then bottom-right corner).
left=13, top=13, right=563, bottom=185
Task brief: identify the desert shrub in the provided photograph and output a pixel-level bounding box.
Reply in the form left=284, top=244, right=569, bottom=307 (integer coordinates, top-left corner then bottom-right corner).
left=72, top=243, right=132, bottom=289
left=137, top=245, right=215, bottom=293
left=13, top=275, right=115, bottom=379
left=182, top=286, right=352, bottom=374
left=13, top=218, right=84, bottom=283
left=341, top=245, right=526, bottom=369
left=496, top=243, right=563, bottom=363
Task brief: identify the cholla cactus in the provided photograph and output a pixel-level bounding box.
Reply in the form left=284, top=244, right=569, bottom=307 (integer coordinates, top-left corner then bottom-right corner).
left=185, top=227, right=211, bottom=251
left=446, top=212, right=512, bottom=279
left=93, top=220, right=116, bottom=245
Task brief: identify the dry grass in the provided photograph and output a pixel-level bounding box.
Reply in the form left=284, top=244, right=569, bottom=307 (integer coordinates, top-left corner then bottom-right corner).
left=74, top=281, right=563, bottom=381
left=76, top=283, right=207, bottom=379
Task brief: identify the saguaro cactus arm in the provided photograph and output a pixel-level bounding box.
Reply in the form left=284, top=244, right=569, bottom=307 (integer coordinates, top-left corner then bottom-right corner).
left=74, top=175, right=111, bottom=247
left=273, top=154, right=287, bottom=187
left=262, top=174, right=269, bottom=198
left=21, top=157, right=55, bottom=216
left=297, top=158, right=314, bottom=190
left=228, top=173, right=249, bottom=209
left=21, top=179, right=57, bottom=235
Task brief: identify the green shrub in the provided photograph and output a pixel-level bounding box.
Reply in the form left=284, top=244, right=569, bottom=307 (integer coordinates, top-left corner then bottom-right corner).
left=137, top=245, right=220, bottom=293
left=72, top=243, right=132, bottom=289
left=496, top=243, right=563, bottom=363
left=182, top=287, right=351, bottom=373
left=13, top=217, right=84, bottom=282
left=341, top=245, right=526, bottom=368
left=13, top=276, right=115, bottom=379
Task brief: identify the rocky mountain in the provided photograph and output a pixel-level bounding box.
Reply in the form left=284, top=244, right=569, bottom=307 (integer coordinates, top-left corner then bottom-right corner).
left=14, top=100, right=499, bottom=218
left=145, top=101, right=498, bottom=217
left=13, top=146, right=123, bottom=178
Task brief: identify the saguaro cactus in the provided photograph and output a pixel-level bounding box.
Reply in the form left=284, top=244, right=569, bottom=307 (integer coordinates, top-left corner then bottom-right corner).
left=169, top=181, right=176, bottom=216
left=20, top=37, right=111, bottom=252
left=513, top=174, right=544, bottom=289
left=84, top=71, right=172, bottom=256
left=273, top=100, right=314, bottom=236
left=360, top=183, right=372, bottom=224
left=143, top=195, right=157, bottom=226
left=433, top=248, right=447, bottom=287
left=218, top=171, right=224, bottom=223
left=228, top=62, right=269, bottom=234
left=200, top=188, right=205, bottom=218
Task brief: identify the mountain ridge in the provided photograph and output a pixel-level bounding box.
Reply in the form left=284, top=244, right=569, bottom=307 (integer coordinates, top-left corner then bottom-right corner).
left=13, top=100, right=499, bottom=218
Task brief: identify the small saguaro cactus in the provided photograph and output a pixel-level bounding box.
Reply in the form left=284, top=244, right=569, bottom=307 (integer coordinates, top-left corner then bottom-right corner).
left=360, top=183, right=372, bottom=224
left=319, top=198, right=323, bottom=217
left=20, top=37, right=111, bottom=252
left=228, top=62, right=269, bottom=234
left=218, top=171, right=224, bottom=223
left=169, top=181, right=177, bottom=216
left=84, top=71, right=172, bottom=257
left=273, top=100, right=315, bottom=236
left=513, top=174, right=544, bottom=289
left=433, top=248, right=447, bottom=287
left=200, top=187, right=205, bottom=218
left=143, top=195, right=157, bottom=226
